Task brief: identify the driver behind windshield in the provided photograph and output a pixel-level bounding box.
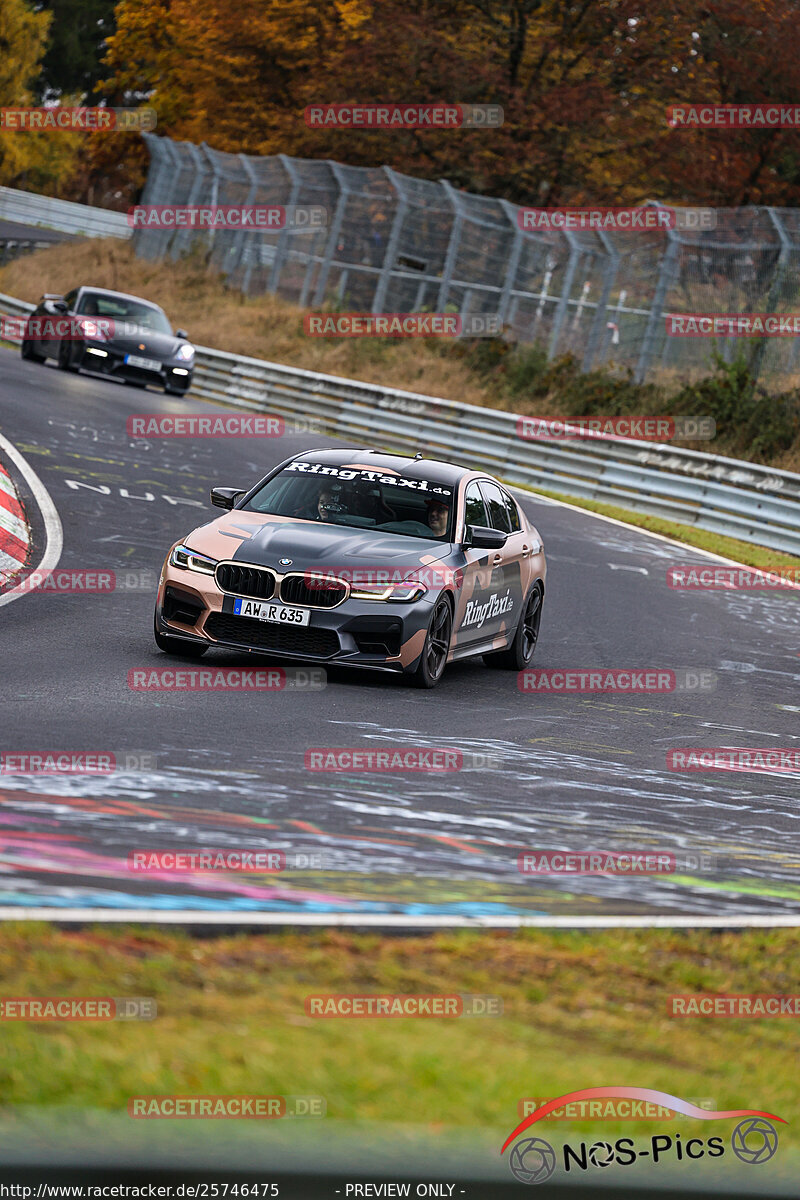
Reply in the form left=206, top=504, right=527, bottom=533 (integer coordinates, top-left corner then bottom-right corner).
left=425, top=498, right=450, bottom=538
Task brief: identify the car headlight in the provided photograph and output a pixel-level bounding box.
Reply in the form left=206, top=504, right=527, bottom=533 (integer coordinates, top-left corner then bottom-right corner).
left=169, top=544, right=217, bottom=574
left=175, top=343, right=195, bottom=362
left=350, top=580, right=428, bottom=602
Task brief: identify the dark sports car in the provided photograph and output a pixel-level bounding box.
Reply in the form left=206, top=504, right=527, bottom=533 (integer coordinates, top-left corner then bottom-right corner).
left=20, top=286, right=194, bottom=395
left=154, top=448, right=546, bottom=687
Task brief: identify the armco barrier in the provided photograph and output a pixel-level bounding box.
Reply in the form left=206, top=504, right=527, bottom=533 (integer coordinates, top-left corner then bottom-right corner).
left=0, top=187, right=130, bottom=241
left=2, top=290, right=799, bottom=554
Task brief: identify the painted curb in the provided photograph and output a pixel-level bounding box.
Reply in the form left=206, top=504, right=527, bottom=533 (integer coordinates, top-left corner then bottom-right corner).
left=0, top=455, right=30, bottom=587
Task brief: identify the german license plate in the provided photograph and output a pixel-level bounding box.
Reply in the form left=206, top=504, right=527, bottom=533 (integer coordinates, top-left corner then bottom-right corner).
left=233, top=597, right=310, bottom=625
left=125, top=354, right=161, bottom=372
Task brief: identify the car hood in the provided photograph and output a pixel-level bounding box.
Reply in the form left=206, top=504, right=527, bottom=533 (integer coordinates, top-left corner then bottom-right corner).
left=185, top=510, right=451, bottom=574
left=99, top=327, right=188, bottom=358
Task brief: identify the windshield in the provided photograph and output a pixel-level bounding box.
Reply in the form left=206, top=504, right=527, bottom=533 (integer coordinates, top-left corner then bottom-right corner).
left=76, top=292, right=173, bottom=335
left=244, top=461, right=454, bottom=540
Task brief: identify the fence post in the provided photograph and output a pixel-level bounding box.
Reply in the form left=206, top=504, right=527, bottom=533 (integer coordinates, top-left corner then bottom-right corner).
left=498, top=200, right=524, bottom=330
left=436, top=180, right=464, bottom=312
left=635, top=225, right=679, bottom=383
left=312, top=162, right=349, bottom=307
left=267, top=154, right=300, bottom=293
left=372, top=166, right=408, bottom=314
left=582, top=231, right=619, bottom=371
left=547, top=231, right=580, bottom=360
left=228, top=154, right=259, bottom=292
left=749, top=207, right=792, bottom=382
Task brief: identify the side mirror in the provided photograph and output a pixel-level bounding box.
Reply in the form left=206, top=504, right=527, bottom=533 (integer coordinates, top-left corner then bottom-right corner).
left=463, top=524, right=507, bottom=550
left=54, top=301, right=69, bottom=314
left=211, top=486, right=245, bottom=510
left=175, top=329, right=189, bottom=339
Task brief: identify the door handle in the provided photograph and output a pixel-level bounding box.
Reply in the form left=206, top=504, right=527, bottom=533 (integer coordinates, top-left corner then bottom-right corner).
left=492, top=553, right=503, bottom=566
left=522, top=544, right=530, bottom=558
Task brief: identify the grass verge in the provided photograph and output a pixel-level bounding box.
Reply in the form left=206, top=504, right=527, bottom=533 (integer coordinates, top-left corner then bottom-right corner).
left=0, top=923, right=797, bottom=1155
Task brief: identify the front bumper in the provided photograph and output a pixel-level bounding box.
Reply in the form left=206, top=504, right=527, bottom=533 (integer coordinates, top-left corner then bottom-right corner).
left=79, top=341, right=193, bottom=391
left=156, top=561, right=435, bottom=673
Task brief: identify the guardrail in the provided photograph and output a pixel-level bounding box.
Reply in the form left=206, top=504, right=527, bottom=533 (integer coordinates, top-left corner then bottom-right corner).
left=2, top=289, right=799, bottom=554
left=0, top=187, right=131, bottom=240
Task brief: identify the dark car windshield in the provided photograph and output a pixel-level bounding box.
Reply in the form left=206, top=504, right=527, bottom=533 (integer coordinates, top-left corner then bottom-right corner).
left=244, top=461, right=454, bottom=541
left=75, top=292, right=173, bottom=335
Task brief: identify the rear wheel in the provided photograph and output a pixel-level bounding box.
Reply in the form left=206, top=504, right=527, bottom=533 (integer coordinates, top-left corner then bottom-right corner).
left=408, top=597, right=452, bottom=688
left=21, top=340, right=45, bottom=363
left=153, top=609, right=208, bottom=658
left=483, top=582, right=543, bottom=670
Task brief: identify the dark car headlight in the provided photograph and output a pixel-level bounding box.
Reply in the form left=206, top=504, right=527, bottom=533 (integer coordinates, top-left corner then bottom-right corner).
left=169, top=544, right=217, bottom=574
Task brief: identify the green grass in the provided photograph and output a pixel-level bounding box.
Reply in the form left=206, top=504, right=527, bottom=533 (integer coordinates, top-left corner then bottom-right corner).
left=0, top=924, right=797, bottom=1153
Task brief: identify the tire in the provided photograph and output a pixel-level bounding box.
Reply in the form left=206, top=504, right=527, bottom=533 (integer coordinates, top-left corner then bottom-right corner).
left=483, top=582, right=544, bottom=670
left=153, top=609, right=208, bottom=658
left=124, top=380, right=147, bottom=389
left=408, top=597, right=452, bottom=689
left=21, top=339, right=45, bottom=364
left=164, top=384, right=188, bottom=396
left=58, top=340, right=78, bottom=372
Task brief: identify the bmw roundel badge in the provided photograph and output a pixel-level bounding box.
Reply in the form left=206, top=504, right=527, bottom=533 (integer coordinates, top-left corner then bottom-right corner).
left=279, top=558, right=293, bottom=566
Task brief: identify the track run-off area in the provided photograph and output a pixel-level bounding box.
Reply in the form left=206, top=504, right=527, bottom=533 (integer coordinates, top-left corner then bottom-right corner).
left=1, top=345, right=799, bottom=922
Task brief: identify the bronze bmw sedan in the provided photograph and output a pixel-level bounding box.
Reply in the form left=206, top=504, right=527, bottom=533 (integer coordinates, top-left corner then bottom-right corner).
left=154, top=447, right=546, bottom=688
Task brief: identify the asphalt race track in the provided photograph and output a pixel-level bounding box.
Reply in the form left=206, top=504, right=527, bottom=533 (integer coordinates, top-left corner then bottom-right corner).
left=1, top=344, right=799, bottom=920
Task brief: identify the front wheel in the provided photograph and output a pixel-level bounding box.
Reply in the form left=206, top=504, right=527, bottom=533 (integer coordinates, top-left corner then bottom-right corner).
left=483, top=582, right=543, bottom=670
left=154, top=609, right=208, bottom=658
left=58, top=340, right=78, bottom=372
left=21, top=339, right=45, bottom=363
left=408, top=597, right=452, bottom=688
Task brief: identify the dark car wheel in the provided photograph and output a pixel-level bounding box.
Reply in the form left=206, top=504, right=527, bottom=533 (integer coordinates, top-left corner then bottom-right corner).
left=124, top=379, right=147, bottom=389
left=153, top=609, right=208, bottom=658
left=21, top=339, right=45, bottom=363
left=408, top=597, right=452, bottom=689
left=57, top=340, right=78, bottom=372
left=483, top=582, right=543, bottom=670
left=164, top=384, right=189, bottom=396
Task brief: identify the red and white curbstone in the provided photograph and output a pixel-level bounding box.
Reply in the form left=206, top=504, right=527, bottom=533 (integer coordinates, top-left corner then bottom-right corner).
left=0, top=459, right=30, bottom=585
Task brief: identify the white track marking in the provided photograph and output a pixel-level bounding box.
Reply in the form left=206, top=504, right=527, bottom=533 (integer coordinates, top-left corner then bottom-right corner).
left=0, top=431, right=63, bottom=609
left=0, top=909, right=796, bottom=928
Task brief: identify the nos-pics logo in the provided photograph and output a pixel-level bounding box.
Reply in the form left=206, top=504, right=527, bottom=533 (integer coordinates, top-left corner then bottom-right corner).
left=501, top=1088, right=784, bottom=1185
